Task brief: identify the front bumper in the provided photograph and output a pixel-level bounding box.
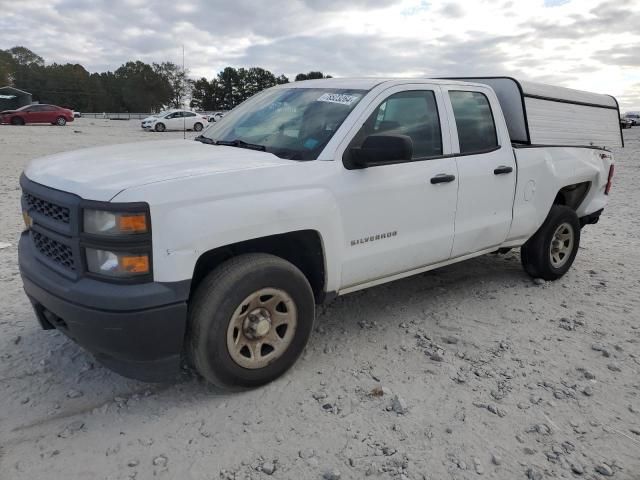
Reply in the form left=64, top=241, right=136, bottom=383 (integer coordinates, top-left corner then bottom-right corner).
left=19, top=232, right=190, bottom=381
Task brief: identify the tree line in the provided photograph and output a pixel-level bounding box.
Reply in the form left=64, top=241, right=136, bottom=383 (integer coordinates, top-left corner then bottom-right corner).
left=0, top=46, right=331, bottom=113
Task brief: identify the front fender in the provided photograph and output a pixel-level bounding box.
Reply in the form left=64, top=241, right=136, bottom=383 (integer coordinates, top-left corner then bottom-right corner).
left=113, top=171, right=344, bottom=292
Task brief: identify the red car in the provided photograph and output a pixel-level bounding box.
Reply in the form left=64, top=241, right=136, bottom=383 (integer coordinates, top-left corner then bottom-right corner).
left=0, top=104, right=74, bottom=126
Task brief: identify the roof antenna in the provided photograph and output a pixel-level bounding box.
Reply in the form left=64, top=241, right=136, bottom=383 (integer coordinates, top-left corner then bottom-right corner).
left=182, top=44, right=186, bottom=140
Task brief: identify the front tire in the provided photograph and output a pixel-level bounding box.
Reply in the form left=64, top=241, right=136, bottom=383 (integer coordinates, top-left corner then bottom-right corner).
left=155, top=122, right=166, bottom=132
left=11, top=116, right=24, bottom=125
left=187, top=254, right=315, bottom=389
left=55, top=116, right=66, bottom=126
left=521, top=205, right=581, bottom=280
left=193, top=122, right=203, bottom=132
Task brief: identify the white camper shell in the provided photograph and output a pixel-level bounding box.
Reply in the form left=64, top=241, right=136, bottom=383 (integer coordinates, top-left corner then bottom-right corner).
left=451, top=77, right=623, bottom=149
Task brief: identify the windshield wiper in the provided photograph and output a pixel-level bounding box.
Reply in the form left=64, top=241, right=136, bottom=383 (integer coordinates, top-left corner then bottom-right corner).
left=215, top=139, right=266, bottom=151
left=194, top=135, right=215, bottom=144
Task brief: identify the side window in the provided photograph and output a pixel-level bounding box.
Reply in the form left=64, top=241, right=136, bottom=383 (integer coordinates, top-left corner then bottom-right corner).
left=448, top=91, right=498, bottom=154
left=184, top=112, right=196, bottom=117
left=352, top=90, right=442, bottom=159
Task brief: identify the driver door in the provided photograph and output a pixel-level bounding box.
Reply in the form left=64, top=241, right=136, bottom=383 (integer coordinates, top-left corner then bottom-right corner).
left=334, top=84, right=459, bottom=289
left=165, top=112, right=182, bottom=130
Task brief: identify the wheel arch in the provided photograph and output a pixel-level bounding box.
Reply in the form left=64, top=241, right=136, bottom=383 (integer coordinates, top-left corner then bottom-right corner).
left=553, top=182, right=591, bottom=211
left=190, top=230, right=328, bottom=304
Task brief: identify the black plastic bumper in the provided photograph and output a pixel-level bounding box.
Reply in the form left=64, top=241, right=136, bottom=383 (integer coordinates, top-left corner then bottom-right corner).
left=19, top=232, right=190, bottom=382
left=579, top=208, right=604, bottom=228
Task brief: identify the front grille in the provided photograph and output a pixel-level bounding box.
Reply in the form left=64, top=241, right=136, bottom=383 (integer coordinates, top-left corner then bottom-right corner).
left=24, top=193, right=70, bottom=224
left=32, top=231, right=76, bottom=271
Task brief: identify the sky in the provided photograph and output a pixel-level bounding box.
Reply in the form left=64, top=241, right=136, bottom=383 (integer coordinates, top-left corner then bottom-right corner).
left=2, top=0, right=639, bottom=110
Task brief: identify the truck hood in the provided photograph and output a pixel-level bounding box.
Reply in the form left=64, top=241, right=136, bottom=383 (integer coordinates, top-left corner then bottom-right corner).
left=24, top=139, right=294, bottom=201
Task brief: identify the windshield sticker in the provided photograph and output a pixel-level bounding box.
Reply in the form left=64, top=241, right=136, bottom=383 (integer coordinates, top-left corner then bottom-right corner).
left=304, top=138, right=319, bottom=150
left=317, top=93, right=359, bottom=106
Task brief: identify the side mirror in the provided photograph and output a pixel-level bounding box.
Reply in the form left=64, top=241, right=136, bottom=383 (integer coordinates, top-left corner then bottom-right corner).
left=347, top=134, right=413, bottom=169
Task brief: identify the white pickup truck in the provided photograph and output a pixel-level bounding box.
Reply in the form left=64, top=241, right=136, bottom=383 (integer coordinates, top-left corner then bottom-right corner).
left=18, top=77, right=621, bottom=388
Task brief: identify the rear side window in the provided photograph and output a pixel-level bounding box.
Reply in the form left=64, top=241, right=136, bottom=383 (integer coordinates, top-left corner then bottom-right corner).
left=353, top=90, right=443, bottom=159
left=449, top=91, right=498, bottom=154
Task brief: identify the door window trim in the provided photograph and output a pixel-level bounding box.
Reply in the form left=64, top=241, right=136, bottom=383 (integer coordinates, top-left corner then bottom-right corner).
left=341, top=88, right=446, bottom=167
left=447, top=89, right=501, bottom=156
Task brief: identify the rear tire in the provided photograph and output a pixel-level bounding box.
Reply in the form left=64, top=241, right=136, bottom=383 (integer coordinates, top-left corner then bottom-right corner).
left=521, top=205, right=581, bottom=280
left=187, top=253, right=315, bottom=389
left=11, top=116, right=24, bottom=125
left=193, top=122, right=203, bottom=132
left=155, top=122, right=166, bottom=132
left=55, top=116, right=66, bottom=126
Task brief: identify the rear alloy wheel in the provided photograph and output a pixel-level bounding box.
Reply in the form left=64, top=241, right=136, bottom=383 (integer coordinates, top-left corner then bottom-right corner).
left=193, top=122, right=203, bottom=132
left=187, top=253, right=315, bottom=389
left=521, top=205, right=581, bottom=280
left=155, top=122, right=166, bottom=132
left=55, top=116, right=66, bottom=126
left=11, top=116, right=24, bottom=125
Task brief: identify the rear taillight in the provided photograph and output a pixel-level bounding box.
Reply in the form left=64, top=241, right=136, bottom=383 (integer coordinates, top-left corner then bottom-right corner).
left=605, top=164, right=614, bottom=195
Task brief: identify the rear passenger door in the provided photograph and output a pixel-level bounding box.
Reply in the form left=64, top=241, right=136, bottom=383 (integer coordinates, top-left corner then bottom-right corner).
left=441, top=86, right=517, bottom=257
left=183, top=111, right=197, bottom=129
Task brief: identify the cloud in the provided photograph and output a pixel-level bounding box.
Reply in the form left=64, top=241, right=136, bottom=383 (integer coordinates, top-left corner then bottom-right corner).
left=1, top=0, right=639, bottom=109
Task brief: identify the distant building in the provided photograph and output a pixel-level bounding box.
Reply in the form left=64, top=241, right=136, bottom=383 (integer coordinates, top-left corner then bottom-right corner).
left=0, top=86, right=33, bottom=110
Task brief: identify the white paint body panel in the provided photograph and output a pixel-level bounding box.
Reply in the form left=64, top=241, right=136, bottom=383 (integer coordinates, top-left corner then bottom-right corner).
left=524, top=97, right=620, bottom=147
left=22, top=78, right=615, bottom=294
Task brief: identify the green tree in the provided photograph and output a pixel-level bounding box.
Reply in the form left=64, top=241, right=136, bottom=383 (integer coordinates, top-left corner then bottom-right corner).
left=190, top=77, right=222, bottom=111
left=153, top=62, right=189, bottom=108
left=295, top=71, right=331, bottom=81
left=7, top=46, right=44, bottom=66
left=115, top=61, right=172, bottom=112
left=0, top=50, right=16, bottom=85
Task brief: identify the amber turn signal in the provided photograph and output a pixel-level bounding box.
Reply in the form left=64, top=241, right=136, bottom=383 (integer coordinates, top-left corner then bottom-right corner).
left=117, top=214, right=148, bottom=233
left=86, top=248, right=151, bottom=278
left=119, top=254, right=150, bottom=274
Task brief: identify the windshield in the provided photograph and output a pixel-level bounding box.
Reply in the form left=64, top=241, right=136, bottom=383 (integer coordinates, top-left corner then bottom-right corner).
left=202, top=88, right=367, bottom=160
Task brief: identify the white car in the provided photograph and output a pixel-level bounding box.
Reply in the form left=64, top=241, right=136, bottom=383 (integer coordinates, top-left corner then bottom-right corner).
left=623, top=112, right=639, bottom=126
left=207, top=111, right=226, bottom=123
left=141, top=110, right=207, bottom=132
left=19, top=77, right=619, bottom=388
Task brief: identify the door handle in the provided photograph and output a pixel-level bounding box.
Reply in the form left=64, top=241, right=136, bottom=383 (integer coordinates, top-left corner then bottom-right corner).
left=493, top=165, right=513, bottom=175
left=430, top=174, right=456, bottom=184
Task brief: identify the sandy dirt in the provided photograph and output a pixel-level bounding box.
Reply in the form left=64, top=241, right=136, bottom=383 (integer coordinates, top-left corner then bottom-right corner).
left=0, top=119, right=639, bottom=480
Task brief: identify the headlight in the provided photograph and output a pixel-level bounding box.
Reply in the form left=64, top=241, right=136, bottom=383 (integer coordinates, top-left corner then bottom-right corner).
left=84, top=209, right=148, bottom=235
left=85, top=248, right=150, bottom=277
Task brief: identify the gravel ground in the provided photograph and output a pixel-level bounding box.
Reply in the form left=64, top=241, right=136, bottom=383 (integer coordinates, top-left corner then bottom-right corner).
left=0, top=120, right=639, bottom=480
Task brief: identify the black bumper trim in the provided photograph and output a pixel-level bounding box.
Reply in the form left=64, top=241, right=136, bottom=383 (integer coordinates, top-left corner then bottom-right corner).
left=23, top=275, right=188, bottom=382
left=580, top=208, right=604, bottom=227
left=19, top=232, right=191, bottom=382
